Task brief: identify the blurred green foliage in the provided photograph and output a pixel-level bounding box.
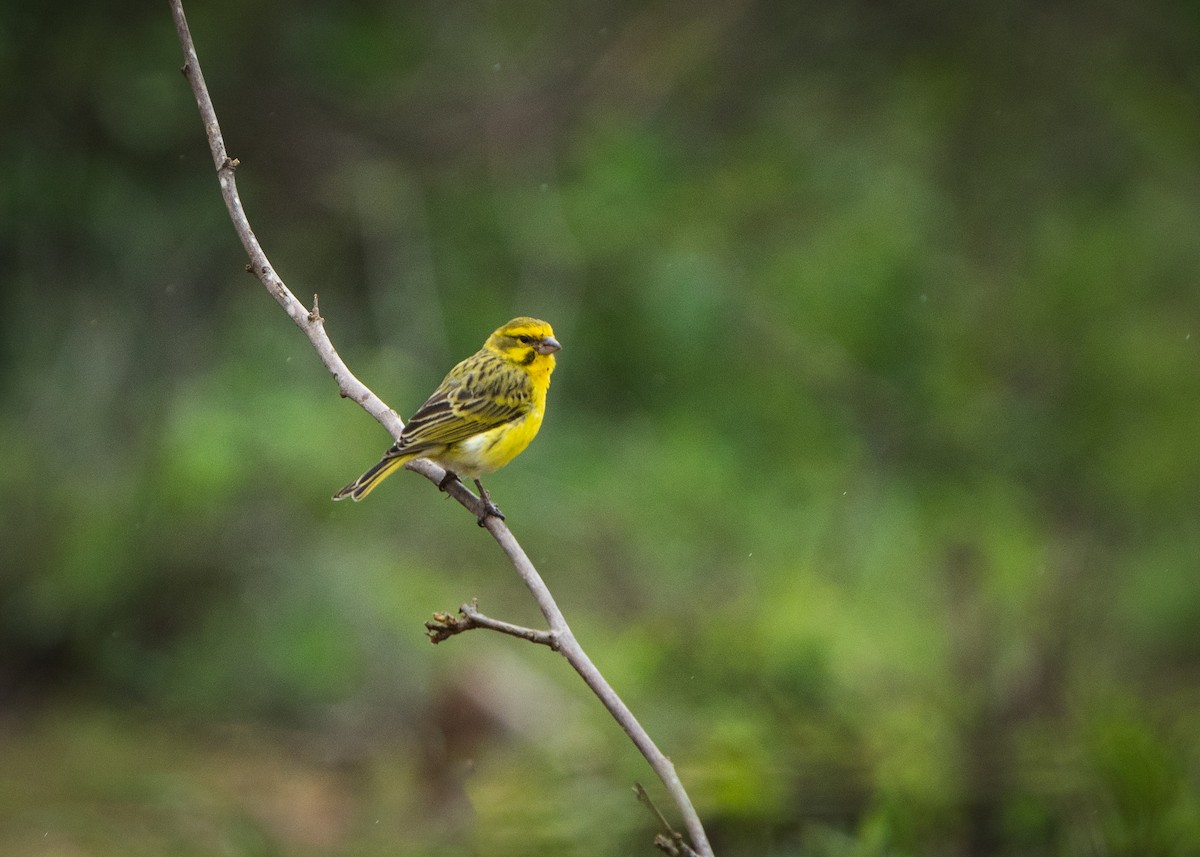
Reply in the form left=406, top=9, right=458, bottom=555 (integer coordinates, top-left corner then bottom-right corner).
left=3, top=0, right=1200, bottom=854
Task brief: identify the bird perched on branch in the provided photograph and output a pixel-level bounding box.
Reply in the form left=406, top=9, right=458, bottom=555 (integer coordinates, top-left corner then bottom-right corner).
left=333, top=317, right=561, bottom=523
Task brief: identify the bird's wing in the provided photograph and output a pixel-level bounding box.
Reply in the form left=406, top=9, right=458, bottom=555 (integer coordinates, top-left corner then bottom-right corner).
left=393, top=350, right=532, bottom=453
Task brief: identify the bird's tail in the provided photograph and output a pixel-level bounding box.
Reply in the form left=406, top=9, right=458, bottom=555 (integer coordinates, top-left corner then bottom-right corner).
left=333, top=452, right=412, bottom=501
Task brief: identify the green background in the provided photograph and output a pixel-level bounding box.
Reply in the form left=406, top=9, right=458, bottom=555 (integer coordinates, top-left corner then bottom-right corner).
left=3, top=1, right=1199, bottom=854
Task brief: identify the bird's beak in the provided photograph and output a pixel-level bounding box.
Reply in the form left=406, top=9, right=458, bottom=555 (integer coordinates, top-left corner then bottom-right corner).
left=536, top=337, right=561, bottom=355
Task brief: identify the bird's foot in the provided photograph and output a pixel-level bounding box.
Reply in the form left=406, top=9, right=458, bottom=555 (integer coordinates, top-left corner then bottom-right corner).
left=474, top=479, right=506, bottom=526
left=438, top=470, right=460, bottom=492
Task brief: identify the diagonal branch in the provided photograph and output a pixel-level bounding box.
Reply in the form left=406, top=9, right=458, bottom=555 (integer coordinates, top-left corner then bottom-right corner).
left=168, top=4, right=712, bottom=855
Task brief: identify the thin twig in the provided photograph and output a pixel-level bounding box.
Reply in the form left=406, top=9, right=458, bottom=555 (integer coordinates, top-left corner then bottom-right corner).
left=426, top=599, right=558, bottom=647
left=636, top=784, right=702, bottom=857
left=168, top=4, right=712, bottom=854
left=653, top=833, right=702, bottom=857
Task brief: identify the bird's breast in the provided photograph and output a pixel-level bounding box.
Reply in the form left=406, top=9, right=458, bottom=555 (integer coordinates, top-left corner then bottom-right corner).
left=435, top=408, right=545, bottom=478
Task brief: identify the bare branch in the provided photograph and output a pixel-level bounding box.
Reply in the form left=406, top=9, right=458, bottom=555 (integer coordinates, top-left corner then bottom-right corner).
left=169, top=4, right=713, bottom=854
left=637, top=784, right=702, bottom=857
left=426, top=599, right=558, bottom=647
left=170, top=0, right=402, bottom=439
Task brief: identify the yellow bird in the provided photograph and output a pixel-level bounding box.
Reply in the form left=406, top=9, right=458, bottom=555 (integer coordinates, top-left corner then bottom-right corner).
left=334, top=317, right=561, bottom=522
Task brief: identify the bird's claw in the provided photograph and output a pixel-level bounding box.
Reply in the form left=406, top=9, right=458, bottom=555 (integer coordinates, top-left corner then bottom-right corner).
left=476, top=502, right=506, bottom=527
left=474, top=480, right=505, bottom=526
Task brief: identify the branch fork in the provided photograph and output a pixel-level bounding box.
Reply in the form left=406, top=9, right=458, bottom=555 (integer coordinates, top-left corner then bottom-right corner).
left=426, top=599, right=560, bottom=648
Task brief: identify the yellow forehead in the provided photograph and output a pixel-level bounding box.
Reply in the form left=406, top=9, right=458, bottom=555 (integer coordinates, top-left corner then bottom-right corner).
left=495, top=317, right=554, bottom=338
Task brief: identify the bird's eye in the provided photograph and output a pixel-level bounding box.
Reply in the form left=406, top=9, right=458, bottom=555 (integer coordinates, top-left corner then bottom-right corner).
left=517, top=335, right=534, bottom=345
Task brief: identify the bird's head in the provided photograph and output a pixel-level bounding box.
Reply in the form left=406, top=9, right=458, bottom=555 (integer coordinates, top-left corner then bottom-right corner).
left=486, top=317, right=561, bottom=375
